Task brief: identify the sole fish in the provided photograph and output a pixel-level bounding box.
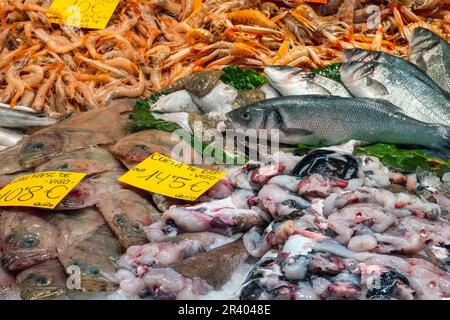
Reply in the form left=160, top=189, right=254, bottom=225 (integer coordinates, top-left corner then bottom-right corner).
left=16, top=259, right=68, bottom=300
left=170, top=239, right=249, bottom=290
left=58, top=225, right=122, bottom=293
left=0, top=208, right=58, bottom=270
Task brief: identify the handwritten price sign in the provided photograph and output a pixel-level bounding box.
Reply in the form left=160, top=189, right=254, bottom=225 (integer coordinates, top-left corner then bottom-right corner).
left=0, top=171, right=86, bottom=209
left=119, top=153, right=227, bottom=201
left=48, top=0, right=120, bottom=29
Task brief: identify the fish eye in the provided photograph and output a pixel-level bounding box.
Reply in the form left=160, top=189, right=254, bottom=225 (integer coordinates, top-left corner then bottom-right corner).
left=241, top=110, right=251, bottom=121
left=21, top=233, right=39, bottom=248
left=24, top=273, right=36, bottom=284
left=114, top=214, right=128, bottom=228
left=36, top=276, right=52, bottom=286
left=130, top=222, right=143, bottom=232
left=6, top=233, right=18, bottom=243
left=70, top=260, right=86, bottom=269
left=59, top=163, right=70, bottom=169
left=88, top=266, right=100, bottom=276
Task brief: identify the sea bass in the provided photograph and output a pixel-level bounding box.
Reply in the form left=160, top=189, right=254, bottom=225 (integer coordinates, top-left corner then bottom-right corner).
left=409, top=27, right=450, bottom=93
left=343, top=48, right=445, bottom=94
left=340, top=61, right=450, bottom=125
left=225, top=96, right=450, bottom=152
left=265, top=66, right=351, bottom=97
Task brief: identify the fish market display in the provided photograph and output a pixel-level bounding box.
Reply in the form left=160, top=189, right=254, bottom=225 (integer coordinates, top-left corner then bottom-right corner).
left=0, top=0, right=450, bottom=302
left=0, top=0, right=449, bottom=114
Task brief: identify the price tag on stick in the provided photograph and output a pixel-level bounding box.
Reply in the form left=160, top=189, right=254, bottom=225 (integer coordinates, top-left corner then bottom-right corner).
left=47, top=0, right=120, bottom=30
left=119, top=153, right=228, bottom=201
left=0, top=171, right=86, bottom=209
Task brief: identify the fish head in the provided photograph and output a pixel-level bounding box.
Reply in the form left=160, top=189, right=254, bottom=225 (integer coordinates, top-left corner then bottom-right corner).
left=111, top=213, right=147, bottom=247
left=265, top=66, right=311, bottom=85
left=2, top=224, right=56, bottom=270
left=66, top=258, right=118, bottom=292
left=226, top=105, right=269, bottom=130
left=410, top=27, right=440, bottom=52
left=343, top=48, right=381, bottom=63
left=17, top=261, right=67, bottom=300
left=340, top=61, right=378, bottom=84
left=409, top=27, right=441, bottom=69
left=19, top=131, right=64, bottom=168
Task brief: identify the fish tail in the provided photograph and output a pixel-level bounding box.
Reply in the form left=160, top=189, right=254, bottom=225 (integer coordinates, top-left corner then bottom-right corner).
left=433, top=125, right=450, bottom=154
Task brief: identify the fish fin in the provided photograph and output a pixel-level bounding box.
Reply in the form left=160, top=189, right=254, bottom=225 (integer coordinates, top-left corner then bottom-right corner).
left=280, top=127, right=314, bottom=136
left=373, top=99, right=405, bottom=114
left=366, top=78, right=389, bottom=96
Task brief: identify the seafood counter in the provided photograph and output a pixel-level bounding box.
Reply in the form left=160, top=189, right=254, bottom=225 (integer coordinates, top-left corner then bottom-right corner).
left=0, top=98, right=449, bottom=300
left=0, top=0, right=449, bottom=302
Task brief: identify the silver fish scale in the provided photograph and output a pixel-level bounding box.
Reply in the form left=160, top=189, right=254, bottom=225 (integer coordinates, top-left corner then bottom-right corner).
left=370, top=65, right=450, bottom=125
left=270, top=96, right=442, bottom=148
left=341, top=62, right=450, bottom=125
left=409, top=30, right=450, bottom=93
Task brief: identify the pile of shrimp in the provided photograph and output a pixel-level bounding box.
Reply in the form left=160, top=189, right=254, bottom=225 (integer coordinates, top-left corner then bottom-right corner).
left=0, top=0, right=449, bottom=114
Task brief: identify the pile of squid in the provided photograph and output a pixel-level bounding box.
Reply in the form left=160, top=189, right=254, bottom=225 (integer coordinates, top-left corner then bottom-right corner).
left=1, top=0, right=449, bottom=114
left=115, top=145, right=450, bottom=300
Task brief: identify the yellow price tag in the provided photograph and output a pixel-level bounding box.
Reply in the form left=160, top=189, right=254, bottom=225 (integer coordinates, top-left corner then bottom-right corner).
left=0, top=171, right=86, bottom=209
left=119, top=153, right=228, bottom=201
left=47, top=0, right=120, bottom=30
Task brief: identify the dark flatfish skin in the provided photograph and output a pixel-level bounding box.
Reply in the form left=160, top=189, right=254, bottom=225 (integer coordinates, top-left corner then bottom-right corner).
left=96, top=188, right=161, bottom=248
left=0, top=170, right=32, bottom=188
left=110, top=129, right=198, bottom=169
left=0, top=208, right=58, bottom=270
left=16, top=259, right=68, bottom=300
left=0, top=144, right=26, bottom=175
left=184, top=70, right=224, bottom=97
left=35, top=147, right=123, bottom=175
left=170, top=239, right=249, bottom=289
left=0, top=99, right=133, bottom=173
left=49, top=207, right=106, bottom=254
left=55, top=171, right=124, bottom=210
left=0, top=259, right=16, bottom=295
left=58, top=225, right=122, bottom=293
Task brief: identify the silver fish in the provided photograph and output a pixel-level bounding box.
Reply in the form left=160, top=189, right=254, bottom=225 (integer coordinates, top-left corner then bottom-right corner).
left=340, top=61, right=450, bottom=125
left=225, top=96, right=450, bottom=152
left=0, top=107, right=58, bottom=128
left=409, top=27, right=450, bottom=93
left=344, top=48, right=445, bottom=94
left=0, top=127, right=25, bottom=146
left=265, top=66, right=351, bottom=97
